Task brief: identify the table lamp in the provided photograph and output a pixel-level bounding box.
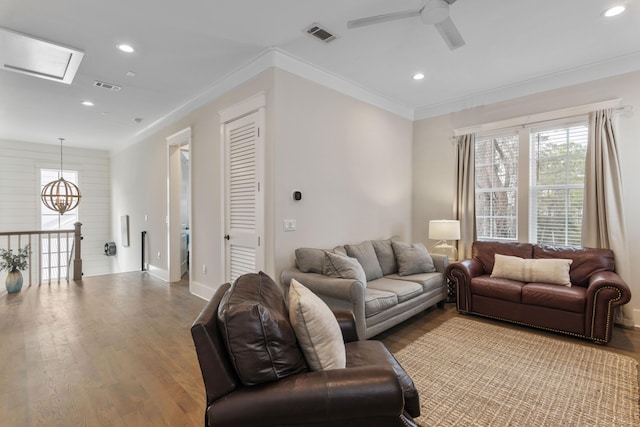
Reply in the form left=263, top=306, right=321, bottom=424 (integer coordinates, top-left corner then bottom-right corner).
left=429, top=219, right=460, bottom=261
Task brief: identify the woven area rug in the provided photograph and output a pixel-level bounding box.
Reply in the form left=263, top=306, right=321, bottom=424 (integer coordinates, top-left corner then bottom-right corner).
left=394, top=317, right=640, bottom=426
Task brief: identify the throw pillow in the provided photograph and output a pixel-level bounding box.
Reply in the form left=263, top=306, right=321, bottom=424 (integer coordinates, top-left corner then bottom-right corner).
left=491, top=254, right=573, bottom=286
left=295, top=248, right=326, bottom=274
left=345, top=241, right=383, bottom=281
left=295, top=247, right=348, bottom=273
left=288, top=279, right=346, bottom=371
left=391, top=241, right=436, bottom=276
left=372, top=239, right=398, bottom=276
left=217, top=272, right=308, bottom=386
left=323, top=251, right=368, bottom=285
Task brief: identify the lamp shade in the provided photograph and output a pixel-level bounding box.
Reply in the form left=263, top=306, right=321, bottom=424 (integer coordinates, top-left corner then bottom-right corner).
left=428, top=220, right=460, bottom=240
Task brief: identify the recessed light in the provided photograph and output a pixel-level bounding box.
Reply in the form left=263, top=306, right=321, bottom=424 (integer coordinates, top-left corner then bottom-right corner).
left=117, top=44, right=135, bottom=53
left=126, top=70, right=136, bottom=77
left=603, top=5, right=625, bottom=17
left=81, top=100, right=94, bottom=106
left=413, top=73, right=425, bottom=80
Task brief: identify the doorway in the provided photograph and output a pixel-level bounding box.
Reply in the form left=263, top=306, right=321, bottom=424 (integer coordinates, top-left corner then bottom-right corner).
left=167, top=127, right=192, bottom=284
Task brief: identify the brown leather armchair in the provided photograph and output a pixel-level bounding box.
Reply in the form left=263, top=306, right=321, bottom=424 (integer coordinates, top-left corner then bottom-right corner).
left=191, top=282, right=420, bottom=427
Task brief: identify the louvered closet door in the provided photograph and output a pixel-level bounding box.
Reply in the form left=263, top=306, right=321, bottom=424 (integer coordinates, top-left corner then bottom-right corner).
left=223, top=110, right=264, bottom=284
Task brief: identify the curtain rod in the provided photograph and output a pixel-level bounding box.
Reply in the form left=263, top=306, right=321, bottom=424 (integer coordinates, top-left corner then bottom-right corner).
left=453, top=99, right=623, bottom=137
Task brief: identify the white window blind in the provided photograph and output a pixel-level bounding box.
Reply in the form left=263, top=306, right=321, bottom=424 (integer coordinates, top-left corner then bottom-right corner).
left=529, top=123, right=587, bottom=246
left=474, top=132, right=519, bottom=240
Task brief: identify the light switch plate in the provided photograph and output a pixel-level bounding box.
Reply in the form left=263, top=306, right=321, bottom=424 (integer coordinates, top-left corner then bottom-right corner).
left=283, top=219, right=296, bottom=231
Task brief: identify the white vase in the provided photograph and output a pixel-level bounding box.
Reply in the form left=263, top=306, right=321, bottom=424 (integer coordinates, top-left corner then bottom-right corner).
left=5, top=269, right=23, bottom=293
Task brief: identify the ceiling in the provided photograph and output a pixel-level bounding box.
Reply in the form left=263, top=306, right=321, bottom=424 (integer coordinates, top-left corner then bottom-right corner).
left=1, top=0, right=639, bottom=153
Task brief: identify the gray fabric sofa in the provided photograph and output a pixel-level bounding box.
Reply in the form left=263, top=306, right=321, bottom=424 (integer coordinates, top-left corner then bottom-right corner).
left=280, top=239, right=449, bottom=340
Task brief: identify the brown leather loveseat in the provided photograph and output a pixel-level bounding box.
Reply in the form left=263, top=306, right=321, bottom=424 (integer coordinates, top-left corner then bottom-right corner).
left=446, top=241, right=631, bottom=343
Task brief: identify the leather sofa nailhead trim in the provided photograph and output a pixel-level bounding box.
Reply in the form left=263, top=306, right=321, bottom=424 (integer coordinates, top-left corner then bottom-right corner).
left=590, top=286, right=622, bottom=343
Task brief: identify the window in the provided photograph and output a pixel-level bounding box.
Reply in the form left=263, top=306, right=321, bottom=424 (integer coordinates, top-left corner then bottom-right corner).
left=475, top=132, right=519, bottom=240
left=40, top=169, right=79, bottom=280
left=530, top=124, right=588, bottom=246
left=41, top=169, right=79, bottom=230
left=474, top=118, right=588, bottom=246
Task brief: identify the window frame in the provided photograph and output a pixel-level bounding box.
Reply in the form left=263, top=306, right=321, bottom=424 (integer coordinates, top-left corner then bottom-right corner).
left=474, top=115, right=588, bottom=245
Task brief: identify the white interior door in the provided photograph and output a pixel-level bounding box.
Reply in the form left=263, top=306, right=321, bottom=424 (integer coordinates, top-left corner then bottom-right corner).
left=223, top=109, right=264, bottom=284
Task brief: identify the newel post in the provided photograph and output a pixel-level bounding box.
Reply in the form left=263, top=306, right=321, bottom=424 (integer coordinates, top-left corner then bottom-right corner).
left=73, top=222, right=83, bottom=281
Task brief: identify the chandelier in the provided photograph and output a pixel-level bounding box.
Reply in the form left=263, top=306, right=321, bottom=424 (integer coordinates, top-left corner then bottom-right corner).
left=40, top=138, right=81, bottom=215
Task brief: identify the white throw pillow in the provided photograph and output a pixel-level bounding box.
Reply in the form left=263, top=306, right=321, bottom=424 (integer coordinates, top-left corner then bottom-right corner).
left=288, top=279, right=346, bottom=371
left=491, top=254, right=573, bottom=286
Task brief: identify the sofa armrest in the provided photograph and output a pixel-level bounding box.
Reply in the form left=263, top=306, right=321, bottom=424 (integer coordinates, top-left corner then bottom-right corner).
left=446, top=259, right=485, bottom=312
left=333, top=310, right=359, bottom=343
left=209, top=366, right=405, bottom=426
left=585, top=271, right=632, bottom=343
left=431, top=253, right=450, bottom=274
left=281, top=268, right=367, bottom=340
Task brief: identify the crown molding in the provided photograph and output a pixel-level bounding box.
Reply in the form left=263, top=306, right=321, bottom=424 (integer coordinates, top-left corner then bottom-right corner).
left=116, top=47, right=640, bottom=154
left=269, top=48, right=414, bottom=120
left=414, top=50, right=640, bottom=121
left=117, top=48, right=414, bottom=153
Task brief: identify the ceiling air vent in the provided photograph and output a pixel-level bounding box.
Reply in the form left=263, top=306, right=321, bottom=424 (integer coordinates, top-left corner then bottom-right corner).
left=305, top=23, right=337, bottom=43
left=93, top=80, right=121, bottom=91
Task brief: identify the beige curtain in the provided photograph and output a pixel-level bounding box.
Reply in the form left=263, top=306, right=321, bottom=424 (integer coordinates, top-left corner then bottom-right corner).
left=582, top=108, right=633, bottom=327
left=455, top=134, right=476, bottom=260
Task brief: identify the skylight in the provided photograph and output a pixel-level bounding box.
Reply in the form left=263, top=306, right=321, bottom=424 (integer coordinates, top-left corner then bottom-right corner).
left=0, top=27, right=84, bottom=84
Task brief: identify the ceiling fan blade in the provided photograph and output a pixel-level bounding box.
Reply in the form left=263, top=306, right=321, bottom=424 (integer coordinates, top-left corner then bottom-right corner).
left=347, top=9, right=422, bottom=29
left=434, top=16, right=465, bottom=50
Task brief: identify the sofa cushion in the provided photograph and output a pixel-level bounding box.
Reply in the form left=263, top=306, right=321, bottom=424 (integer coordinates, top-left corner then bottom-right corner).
left=217, top=272, right=308, bottom=386
left=323, top=251, right=367, bottom=285
left=386, top=272, right=444, bottom=293
left=364, top=288, right=398, bottom=317
left=367, top=277, right=423, bottom=303
left=491, top=254, right=573, bottom=286
left=288, top=279, right=346, bottom=371
left=470, top=275, right=524, bottom=303
left=473, top=241, right=533, bottom=274
left=391, top=241, right=436, bottom=276
left=533, top=245, right=615, bottom=287
left=522, top=283, right=586, bottom=313
left=372, top=239, right=398, bottom=276
left=345, top=241, right=384, bottom=282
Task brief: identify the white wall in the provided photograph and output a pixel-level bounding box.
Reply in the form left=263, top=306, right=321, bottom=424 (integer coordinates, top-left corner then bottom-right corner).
left=272, top=69, right=414, bottom=274
left=110, top=70, right=276, bottom=299
left=109, top=67, right=414, bottom=298
left=413, top=69, right=640, bottom=325
left=0, top=139, right=112, bottom=277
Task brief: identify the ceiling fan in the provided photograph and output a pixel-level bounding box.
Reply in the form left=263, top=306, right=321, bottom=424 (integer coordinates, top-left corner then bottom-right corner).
left=347, top=0, right=465, bottom=50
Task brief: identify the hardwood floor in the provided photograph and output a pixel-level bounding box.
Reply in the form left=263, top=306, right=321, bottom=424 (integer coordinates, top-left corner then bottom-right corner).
left=0, top=272, right=206, bottom=427
left=1, top=272, right=638, bottom=426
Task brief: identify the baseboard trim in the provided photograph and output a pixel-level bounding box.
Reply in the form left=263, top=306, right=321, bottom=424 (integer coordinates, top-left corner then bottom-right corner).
left=190, top=280, right=219, bottom=301
left=147, top=265, right=168, bottom=282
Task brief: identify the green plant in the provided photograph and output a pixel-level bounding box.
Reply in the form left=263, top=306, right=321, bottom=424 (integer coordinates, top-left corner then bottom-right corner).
left=0, top=245, right=31, bottom=272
